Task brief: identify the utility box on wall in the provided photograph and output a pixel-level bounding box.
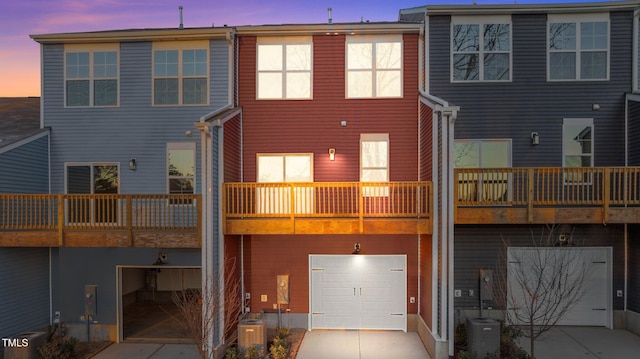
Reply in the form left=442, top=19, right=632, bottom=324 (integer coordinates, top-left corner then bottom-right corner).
left=479, top=269, right=493, bottom=301
left=84, top=285, right=98, bottom=319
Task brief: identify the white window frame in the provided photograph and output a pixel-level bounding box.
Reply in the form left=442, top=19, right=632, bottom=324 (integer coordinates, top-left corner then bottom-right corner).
left=167, top=142, right=196, bottom=196
left=256, top=37, right=313, bottom=100
left=360, top=133, right=390, bottom=196
left=451, top=15, right=512, bottom=82
left=64, top=162, right=120, bottom=225
left=562, top=118, right=594, bottom=184
left=346, top=35, right=403, bottom=99
left=454, top=139, right=512, bottom=202
left=64, top=44, right=119, bottom=107
left=547, top=13, right=610, bottom=81
left=152, top=41, right=209, bottom=106
left=256, top=153, right=314, bottom=214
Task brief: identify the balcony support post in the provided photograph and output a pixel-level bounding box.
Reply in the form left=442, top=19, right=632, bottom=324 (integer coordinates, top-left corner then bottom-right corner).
left=527, top=168, right=534, bottom=223
left=126, top=195, right=133, bottom=247
left=603, top=168, right=610, bottom=223
left=359, top=183, right=364, bottom=233
left=57, top=194, right=64, bottom=246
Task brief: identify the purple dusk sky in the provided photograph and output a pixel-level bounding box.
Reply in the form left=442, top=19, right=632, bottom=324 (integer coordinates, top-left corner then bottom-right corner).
left=0, top=0, right=608, bottom=97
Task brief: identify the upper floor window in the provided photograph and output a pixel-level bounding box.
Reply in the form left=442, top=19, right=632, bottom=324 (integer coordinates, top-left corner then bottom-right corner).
left=257, top=37, right=312, bottom=99
left=167, top=142, right=196, bottom=196
left=65, top=44, right=119, bottom=107
left=347, top=35, right=402, bottom=98
left=548, top=14, right=609, bottom=81
left=451, top=16, right=511, bottom=82
left=153, top=41, right=208, bottom=105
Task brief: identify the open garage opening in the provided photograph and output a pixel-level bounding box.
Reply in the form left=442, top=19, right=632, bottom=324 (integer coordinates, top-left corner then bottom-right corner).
left=117, top=266, right=201, bottom=343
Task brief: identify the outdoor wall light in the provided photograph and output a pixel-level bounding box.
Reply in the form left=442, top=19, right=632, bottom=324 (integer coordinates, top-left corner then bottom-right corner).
left=329, top=148, right=336, bottom=161
left=129, top=158, right=137, bottom=170
left=592, top=104, right=600, bottom=111
left=353, top=242, right=361, bottom=254
left=530, top=132, right=539, bottom=146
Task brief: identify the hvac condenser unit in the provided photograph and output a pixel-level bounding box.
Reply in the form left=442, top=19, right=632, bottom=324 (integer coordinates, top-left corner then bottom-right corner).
left=238, top=319, right=267, bottom=355
left=467, top=318, right=500, bottom=359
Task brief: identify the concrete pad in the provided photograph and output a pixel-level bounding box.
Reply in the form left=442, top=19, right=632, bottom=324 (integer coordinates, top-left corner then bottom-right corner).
left=296, top=330, right=431, bottom=359
left=149, top=344, right=200, bottom=359
left=520, top=327, right=640, bottom=359
left=91, top=343, right=162, bottom=359
left=297, top=330, right=361, bottom=359
left=359, top=331, right=430, bottom=359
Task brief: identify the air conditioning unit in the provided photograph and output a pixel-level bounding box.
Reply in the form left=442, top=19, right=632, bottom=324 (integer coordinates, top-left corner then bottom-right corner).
left=467, top=318, right=500, bottom=359
left=238, top=319, right=267, bottom=356
left=4, top=331, right=46, bottom=359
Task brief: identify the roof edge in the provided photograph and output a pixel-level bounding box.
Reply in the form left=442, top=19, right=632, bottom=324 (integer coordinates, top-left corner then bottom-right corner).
left=424, top=0, right=640, bottom=16
left=30, top=27, right=235, bottom=44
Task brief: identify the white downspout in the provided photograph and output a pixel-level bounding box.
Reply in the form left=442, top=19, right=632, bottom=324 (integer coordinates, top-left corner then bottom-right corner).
left=419, top=11, right=460, bottom=358
left=214, top=119, right=225, bottom=349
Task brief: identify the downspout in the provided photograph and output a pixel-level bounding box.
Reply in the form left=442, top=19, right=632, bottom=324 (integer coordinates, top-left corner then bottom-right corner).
left=419, top=11, right=460, bottom=358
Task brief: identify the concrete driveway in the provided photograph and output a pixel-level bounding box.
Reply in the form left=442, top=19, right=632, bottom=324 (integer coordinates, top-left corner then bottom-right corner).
left=523, top=326, right=640, bottom=359
left=295, top=330, right=431, bottom=359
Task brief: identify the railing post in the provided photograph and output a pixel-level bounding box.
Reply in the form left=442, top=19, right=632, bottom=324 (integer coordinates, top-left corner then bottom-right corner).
left=527, top=168, right=534, bottom=223
left=290, top=184, right=295, bottom=229
left=603, top=168, right=610, bottom=223
left=359, top=183, right=364, bottom=233
left=57, top=194, right=64, bottom=246
left=126, top=195, right=133, bottom=247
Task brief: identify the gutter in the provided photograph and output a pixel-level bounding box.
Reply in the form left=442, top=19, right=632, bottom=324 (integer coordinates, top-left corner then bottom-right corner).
left=418, top=16, right=459, bottom=359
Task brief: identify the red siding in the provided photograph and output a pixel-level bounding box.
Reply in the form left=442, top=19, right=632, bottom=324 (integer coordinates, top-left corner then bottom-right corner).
left=238, top=34, right=420, bottom=182
left=419, top=102, right=433, bottom=181
left=224, top=235, right=242, bottom=337
left=419, top=234, right=433, bottom=330
left=223, top=115, right=242, bottom=183
left=246, top=234, right=419, bottom=314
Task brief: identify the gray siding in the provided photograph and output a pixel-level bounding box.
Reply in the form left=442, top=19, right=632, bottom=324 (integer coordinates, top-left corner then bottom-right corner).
left=42, top=39, right=230, bottom=194
left=628, top=99, right=640, bottom=166
left=0, top=248, right=50, bottom=339
left=0, top=135, right=49, bottom=193
left=53, top=248, right=200, bottom=326
left=429, top=11, right=634, bottom=167
left=629, top=224, right=640, bottom=312
left=454, top=224, right=625, bottom=311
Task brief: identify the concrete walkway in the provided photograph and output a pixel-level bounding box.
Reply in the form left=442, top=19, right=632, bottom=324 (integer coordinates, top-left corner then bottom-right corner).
left=523, top=326, right=640, bottom=359
left=91, top=343, right=200, bottom=359
left=296, top=330, right=431, bottom=359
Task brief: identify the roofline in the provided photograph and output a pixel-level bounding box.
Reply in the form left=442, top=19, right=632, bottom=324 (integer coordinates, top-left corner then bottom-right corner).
left=30, top=27, right=235, bottom=44
left=424, top=0, right=640, bottom=16
left=0, top=129, right=49, bottom=155
left=235, top=22, right=422, bottom=36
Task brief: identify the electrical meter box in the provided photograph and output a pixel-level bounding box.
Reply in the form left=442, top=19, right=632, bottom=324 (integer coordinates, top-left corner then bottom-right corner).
left=84, top=285, right=98, bottom=319
left=479, top=269, right=493, bottom=301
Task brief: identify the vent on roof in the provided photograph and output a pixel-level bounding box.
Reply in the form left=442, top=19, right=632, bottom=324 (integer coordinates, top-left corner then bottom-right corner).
left=179, top=6, right=184, bottom=29
left=328, top=8, right=332, bottom=24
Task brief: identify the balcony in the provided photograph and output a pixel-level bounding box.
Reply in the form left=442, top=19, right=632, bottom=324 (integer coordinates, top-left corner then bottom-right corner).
left=0, top=194, right=201, bottom=248
left=223, top=182, right=432, bottom=235
left=455, top=167, right=640, bottom=224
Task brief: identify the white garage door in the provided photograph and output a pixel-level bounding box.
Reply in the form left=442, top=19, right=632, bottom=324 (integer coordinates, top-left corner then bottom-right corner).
left=309, top=255, right=407, bottom=331
left=508, top=247, right=612, bottom=328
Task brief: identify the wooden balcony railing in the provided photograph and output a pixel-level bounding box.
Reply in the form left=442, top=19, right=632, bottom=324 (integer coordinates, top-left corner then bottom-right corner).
left=223, top=181, right=432, bottom=235
left=455, top=167, right=640, bottom=224
left=0, top=194, right=201, bottom=247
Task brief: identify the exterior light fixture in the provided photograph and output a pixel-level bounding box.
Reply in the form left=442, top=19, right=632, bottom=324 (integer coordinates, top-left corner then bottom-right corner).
left=129, top=158, right=137, bottom=170
left=530, top=132, right=539, bottom=145
left=353, top=242, right=361, bottom=254
left=329, top=148, right=336, bottom=161
left=592, top=104, right=600, bottom=111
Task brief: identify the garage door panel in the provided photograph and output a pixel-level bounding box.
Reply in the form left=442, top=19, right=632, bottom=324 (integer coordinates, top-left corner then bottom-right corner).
left=508, top=247, right=611, bottom=328
left=310, top=255, right=406, bottom=331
